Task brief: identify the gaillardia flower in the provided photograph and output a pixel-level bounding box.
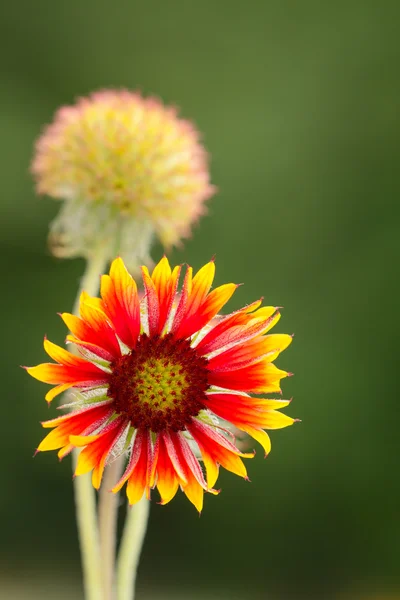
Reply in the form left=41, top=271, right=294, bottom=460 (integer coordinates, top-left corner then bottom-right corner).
left=31, top=90, right=214, bottom=268
left=27, top=258, right=296, bottom=511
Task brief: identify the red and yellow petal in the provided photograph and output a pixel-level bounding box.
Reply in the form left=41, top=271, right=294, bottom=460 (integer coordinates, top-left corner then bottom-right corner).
left=42, top=338, right=107, bottom=373
left=112, top=429, right=153, bottom=504
left=142, top=257, right=182, bottom=335
left=123, top=432, right=153, bottom=504
left=208, top=333, right=293, bottom=372
left=161, top=430, right=206, bottom=511
left=188, top=418, right=253, bottom=487
left=172, top=261, right=222, bottom=338
left=196, top=304, right=280, bottom=356
left=205, top=393, right=295, bottom=428
left=241, top=425, right=272, bottom=456
left=161, top=430, right=188, bottom=484
left=125, top=445, right=149, bottom=504
left=205, top=395, right=274, bottom=455
left=169, top=436, right=205, bottom=513
left=173, top=431, right=208, bottom=489
left=172, top=261, right=237, bottom=338
left=27, top=363, right=83, bottom=384
left=61, top=313, right=117, bottom=362
left=72, top=416, right=128, bottom=489
left=44, top=383, right=75, bottom=403
left=175, top=281, right=238, bottom=341
left=155, top=434, right=180, bottom=505
left=27, top=360, right=108, bottom=402
left=141, top=267, right=160, bottom=336
left=43, top=339, right=86, bottom=367
left=208, top=358, right=289, bottom=394
left=78, top=295, right=121, bottom=359
left=204, top=393, right=295, bottom=455
left=151, top=258, right=181, bottom=333
left=180, top=470, right=205, bottom=512
left=35, top=330, right=113, bottom=388
left=169, top=430, right=218, bottom=512
left=179, top=260, right=215, bottom=319
left=100, top=257, right=141, bottom=349
left=171, top=265, right=193, bottom=333
left=194, top=301, right=267, bottom=355
left=26, top=362, right=108, bottom=387
left=186, top=283, right=238, bottom=338
left=38, top=401, right=114, bottom=457
left=196, top=445, right=219, bottom=488
left=65, top=336, right=114, bottom=362
left=148, top=434, right=160, bottom=491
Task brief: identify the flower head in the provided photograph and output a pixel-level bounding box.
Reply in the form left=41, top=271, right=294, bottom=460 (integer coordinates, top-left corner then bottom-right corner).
left=27, top=257, right=296, bottom=511
left=32, top=90, right=215, bottom=268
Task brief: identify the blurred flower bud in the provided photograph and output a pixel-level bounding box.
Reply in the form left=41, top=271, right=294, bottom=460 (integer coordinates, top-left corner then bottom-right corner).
left=32, top=90, right=215, bottom=269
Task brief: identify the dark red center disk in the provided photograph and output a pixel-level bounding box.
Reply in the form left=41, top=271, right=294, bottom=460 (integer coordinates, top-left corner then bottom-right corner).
left=107, top=333, right=209, bottom=432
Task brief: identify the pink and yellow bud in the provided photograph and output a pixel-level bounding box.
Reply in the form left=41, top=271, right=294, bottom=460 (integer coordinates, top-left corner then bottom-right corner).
left=32, top=90, right=215, bottom=267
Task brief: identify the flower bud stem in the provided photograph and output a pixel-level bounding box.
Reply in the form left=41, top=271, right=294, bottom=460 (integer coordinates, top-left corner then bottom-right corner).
left=116, top=496, right=150, bottom=600
left=71, top=251, right=108, bottom=600
left=98, top=457, right=124, bottom=600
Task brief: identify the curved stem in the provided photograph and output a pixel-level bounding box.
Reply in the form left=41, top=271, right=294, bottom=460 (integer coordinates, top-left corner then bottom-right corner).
left=116, top=497, right=150, bottom=600
left=72, top=454, right=102, bottom=600
left=71, top=252, right=108, bottom=600
left=98, top=457, right=125, bottom=600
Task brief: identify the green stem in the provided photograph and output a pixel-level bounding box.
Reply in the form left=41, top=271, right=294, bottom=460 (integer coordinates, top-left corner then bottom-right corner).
left=116, top=497, right=150, bottom=600
left=98, top=457, right=125, bottom=600
left=71, top=252, right=108, bottom=600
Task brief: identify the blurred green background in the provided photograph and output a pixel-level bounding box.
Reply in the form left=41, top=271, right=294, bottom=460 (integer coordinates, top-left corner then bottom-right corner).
left=1, top=1, right=399, bottom=599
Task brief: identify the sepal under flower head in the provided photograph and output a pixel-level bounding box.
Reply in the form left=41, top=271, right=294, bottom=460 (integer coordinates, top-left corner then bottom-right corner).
left=27, top=257, right=296, bottom=511
left=32, top=90, right=215, bottom=270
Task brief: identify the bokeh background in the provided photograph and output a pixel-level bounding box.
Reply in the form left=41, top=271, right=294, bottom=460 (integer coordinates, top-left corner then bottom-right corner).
left=1, top=1, right=399, bottom=599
